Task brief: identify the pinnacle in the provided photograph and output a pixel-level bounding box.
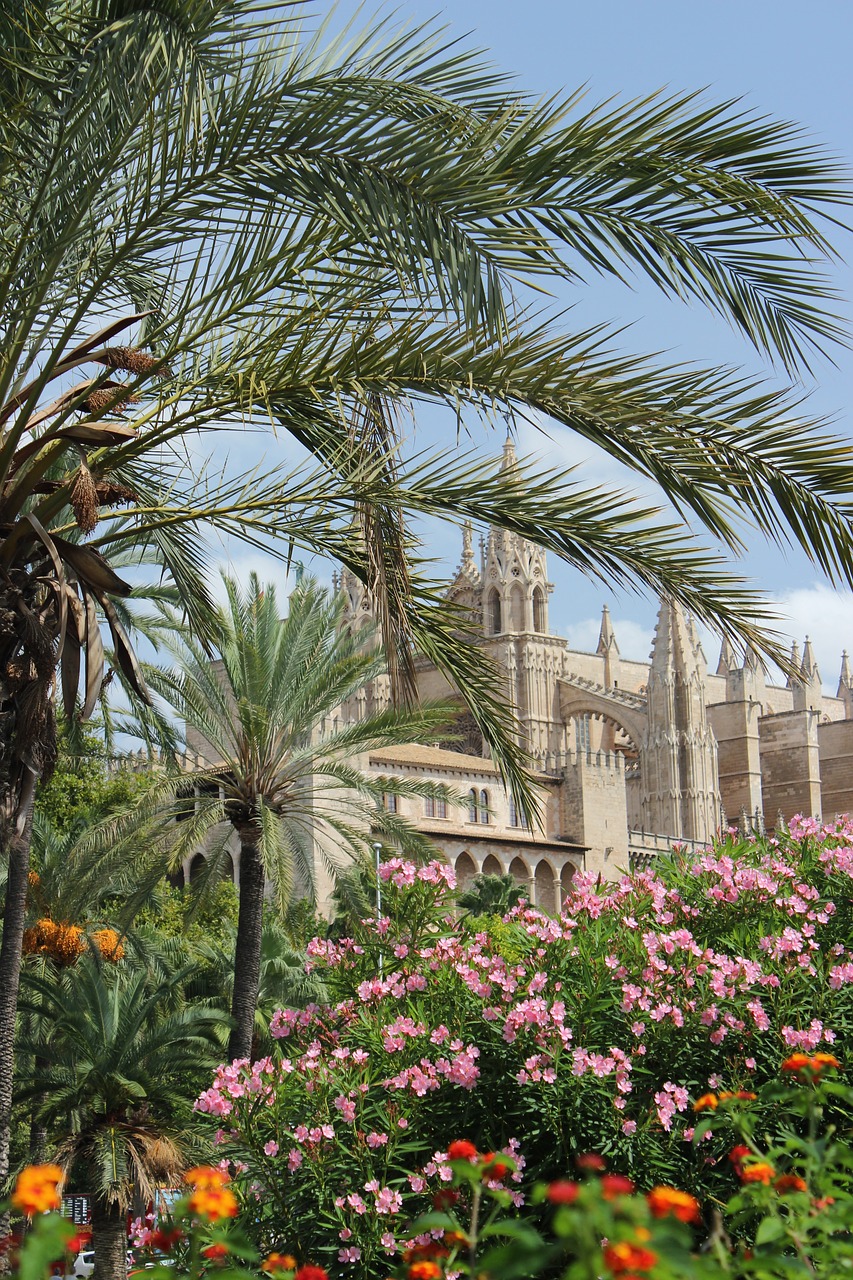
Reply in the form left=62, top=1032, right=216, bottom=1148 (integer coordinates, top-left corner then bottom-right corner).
left=838, top=649, right=851, bottom=698
left=716, top=634, right=735, bottom=676
left=800, top=635, right=820, bottom=682
left=500, top=430, right=518, bottom=472
left=596, top=604, right=618, bottom=655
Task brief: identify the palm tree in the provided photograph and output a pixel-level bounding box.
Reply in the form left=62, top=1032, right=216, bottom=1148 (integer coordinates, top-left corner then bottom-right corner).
left=150, top=574, right=458, bottom=1060
left=17, top=954, right=224, bottom=1280
left=189, top=917, right=329, bottom=1060
left=458, top=873, right=525, bottom=918
left=4, top=0, right=853, bottom=1192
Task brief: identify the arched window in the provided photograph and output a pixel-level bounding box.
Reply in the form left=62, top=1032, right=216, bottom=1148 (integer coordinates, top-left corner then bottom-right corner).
left=478, top=789, right=490, bottom=824
left=436, top=797, right=447, bottom=819
left=488, top=590, right=502, bottom=635
left=509, top=793, right=529, bottom=829
left=509, top=582, right=524, bottom=631
left=384, top=793, right=397, bottom=813
left=468, top=788, right=478, bottom=822
left=424, top=796, right=435, bottom=818
left=532, top=586, right=545, bottom=632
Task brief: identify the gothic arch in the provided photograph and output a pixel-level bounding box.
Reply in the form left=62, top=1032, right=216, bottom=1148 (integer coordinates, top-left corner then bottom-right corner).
left=532, top=586, right=546, bottom=633
left=187, top=852, right=206, bottom=886
left=508, top=855, right=531, bottom=891
left=482, top=854, right=502, bottom=876
left=487, top=589, right=502, bottom=635
left=560, top=862, right=576, bottom=902
left=534, top=859, right=557, bottom=915
left=557, top=681, right=645, bottom=755
left=455, top=851, right=477, bottom=891
left=509, top=582, right=525, bottom=631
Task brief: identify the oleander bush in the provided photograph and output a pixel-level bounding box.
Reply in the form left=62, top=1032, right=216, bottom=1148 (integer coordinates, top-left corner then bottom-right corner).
left=191, top=821, right=853, bottom=1273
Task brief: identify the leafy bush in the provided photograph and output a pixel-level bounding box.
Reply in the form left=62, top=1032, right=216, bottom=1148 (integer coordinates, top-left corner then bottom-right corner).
left=194, top=823, right=853, bottom=1271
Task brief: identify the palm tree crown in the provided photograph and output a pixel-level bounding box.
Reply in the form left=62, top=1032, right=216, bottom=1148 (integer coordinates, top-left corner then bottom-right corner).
left=153, top=574, right=459, bottom=1059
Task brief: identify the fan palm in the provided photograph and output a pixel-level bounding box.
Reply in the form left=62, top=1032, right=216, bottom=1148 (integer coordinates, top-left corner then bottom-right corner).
left=4, top=0, right=853, bottom=1193
left=148, top=573, right=458, bottom=1060
left=17, top=954, right=224, bottom=1280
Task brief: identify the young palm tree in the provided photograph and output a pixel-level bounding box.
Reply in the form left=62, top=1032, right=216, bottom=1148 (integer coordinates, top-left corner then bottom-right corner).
left=5, top=0, right=853, bottom=1192
left=151, top=574, right=458, bottom=1060
left=17, top=955, right=224, bottom=1280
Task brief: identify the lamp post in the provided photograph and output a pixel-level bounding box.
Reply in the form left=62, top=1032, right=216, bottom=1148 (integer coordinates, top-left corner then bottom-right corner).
left=373, top=841, right=383, bottom=977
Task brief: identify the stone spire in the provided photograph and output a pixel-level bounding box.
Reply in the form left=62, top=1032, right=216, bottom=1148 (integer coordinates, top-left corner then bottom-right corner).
left=786, top=640, right=801, bottom=689
left=446, top=520, right=483, bottom=625
left=501, top=430, right=519, bottom=472
left=716, top=635, right=736, bottom=676
left=597, top=605, right=619, bottom=656
left=838, top=650, right=851, bottom=698
left=594, top=604, right=622, bottom=706
left=640, top=598, right=720, bottom=843
left=792, top=636, right=822, bottom=712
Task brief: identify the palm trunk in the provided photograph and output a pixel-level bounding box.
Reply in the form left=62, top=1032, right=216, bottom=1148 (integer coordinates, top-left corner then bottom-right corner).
left=227, top=829, right=265, bottom=1062
left=0, top=793, right=36, bottom=1251
left=91, top=1198, right=128, bottom=1280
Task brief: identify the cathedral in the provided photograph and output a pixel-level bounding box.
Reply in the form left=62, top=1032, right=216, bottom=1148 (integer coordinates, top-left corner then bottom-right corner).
left=335, top=436, right=853, bottom=907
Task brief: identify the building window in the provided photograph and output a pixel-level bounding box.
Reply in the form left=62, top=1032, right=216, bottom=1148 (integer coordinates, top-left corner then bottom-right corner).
left=424, top=796, right=435, bottom=818
left=488, top=590, right=501, bottom=635
left=468, top=788, right=478, bottom=822
left=478, top=789, right=490, bottom=824
left=426, top=796, right=447, bottom=819
left=533, top=586, right=545, bottom=633
left=509, top=794, right=529, bottom=830
left=436, top=798, right=447, bottom=819
left=384, top=793, right=397, bottom=813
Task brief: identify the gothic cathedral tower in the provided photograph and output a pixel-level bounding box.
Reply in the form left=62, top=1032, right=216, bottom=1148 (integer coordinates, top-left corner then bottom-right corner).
left=640, top=600, right=720, bottom=842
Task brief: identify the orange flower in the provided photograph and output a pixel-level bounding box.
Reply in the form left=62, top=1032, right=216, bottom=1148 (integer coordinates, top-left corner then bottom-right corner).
left=408, top=1264, right=442, bottom=1280
left=774, top=1174, right=808, bottom=1194
left=188, top=1186, right=238, bottom=1221
left=647, top=1186, right=700, bottom=1223
left=263, top=1255, right=297, bottom=1273
left=728, top=1145, right=751, bottom=1168
left=781, top=1053, right=814, bottom=1074
left=11, top=1164, right=64, bottom=1216
left=740, top=1162, right=776, bottom=1185
left=602, top=1240, right=659, bottom=1274
left=692, top=1093, right=718, bottom=1112
left=185, top=1166, right=229, bottom=1190
left=294, top=1268, right=329, bottom=1280
left=782, top=1052, right=839, bottom=1078
left=202, top=1244, right=229, bottom=1261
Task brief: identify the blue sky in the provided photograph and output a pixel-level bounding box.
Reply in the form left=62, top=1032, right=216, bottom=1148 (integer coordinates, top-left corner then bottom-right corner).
left=226, top=0, right=853, bottom=685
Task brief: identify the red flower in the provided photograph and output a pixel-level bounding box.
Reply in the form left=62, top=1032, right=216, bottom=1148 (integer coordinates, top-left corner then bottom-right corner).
left=65, top=1231, right=92, bottom=1254
left=432, top=1189, right=459, bottom=1211
left=151, top=1228, right=183, bottom=1252
left=480, top=1153, right=511, bottom=1181
left=202, top=1244, right=229, bottom=1261
left=447, top=1140, right=477, bottom=1161
left=546, top=1180, right=580, bottom=1205
left=601, top=1174, right=635, bottom=1200
left=728, top=1146, right=751, bottom=1168
left=576, top=1153, right=606, bottom=1171
left=294, top=1268, right=329, bottom=1280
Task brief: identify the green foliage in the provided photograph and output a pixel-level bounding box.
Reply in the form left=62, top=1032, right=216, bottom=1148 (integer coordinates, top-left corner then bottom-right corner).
left=34, top=723, right=146, bottom=837
left=458, top=874, right=525, bottom=918
left=137, top=882, right=240, bottom=952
